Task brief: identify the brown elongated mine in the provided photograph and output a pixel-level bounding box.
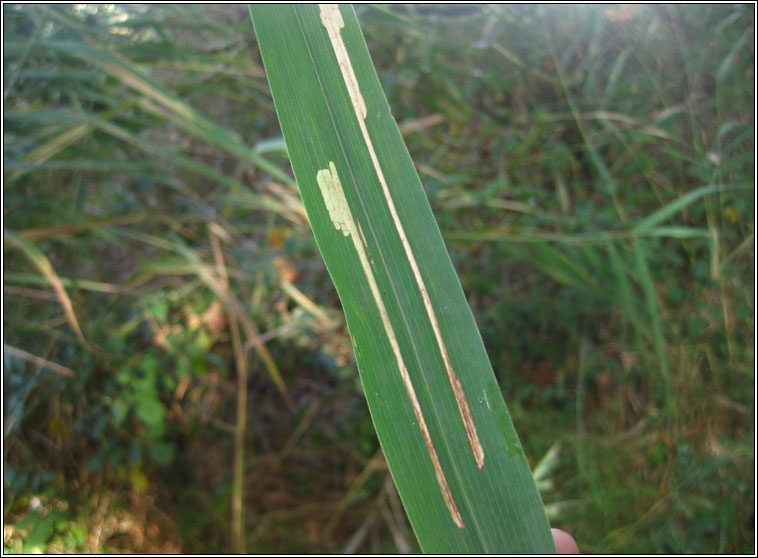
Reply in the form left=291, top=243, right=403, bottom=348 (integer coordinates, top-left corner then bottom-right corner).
left=318, top=2, right=486, bottom=527
left=315, top=161, right=464, bottom=527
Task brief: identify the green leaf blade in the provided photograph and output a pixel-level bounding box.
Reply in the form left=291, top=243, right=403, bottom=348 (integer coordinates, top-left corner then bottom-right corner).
left=250, top=5, right=554, bottom=553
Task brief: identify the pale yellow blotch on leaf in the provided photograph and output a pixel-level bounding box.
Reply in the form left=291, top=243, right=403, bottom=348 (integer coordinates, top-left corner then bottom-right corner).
left=316, top=161, right=353, bottom=237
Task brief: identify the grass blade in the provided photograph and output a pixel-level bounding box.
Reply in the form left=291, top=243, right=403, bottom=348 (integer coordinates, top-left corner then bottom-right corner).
left=43, top=40, right=293, bottom=186
left=4, top=230, right=88, bottom=347
left=632, top=183, right=751, bottom=233
left=250, top=5, right=553, bottom=553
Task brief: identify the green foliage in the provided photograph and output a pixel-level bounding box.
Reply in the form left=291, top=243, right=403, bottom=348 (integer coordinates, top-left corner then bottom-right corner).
left=3, top=3, right=754, bottom=554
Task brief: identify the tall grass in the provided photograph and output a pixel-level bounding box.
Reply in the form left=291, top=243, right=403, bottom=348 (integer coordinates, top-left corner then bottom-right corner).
left=3, top=4, right=754, bottom=554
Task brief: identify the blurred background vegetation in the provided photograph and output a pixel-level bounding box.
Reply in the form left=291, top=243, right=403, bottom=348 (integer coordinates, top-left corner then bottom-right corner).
left=2, top=3, right=754, bottom=554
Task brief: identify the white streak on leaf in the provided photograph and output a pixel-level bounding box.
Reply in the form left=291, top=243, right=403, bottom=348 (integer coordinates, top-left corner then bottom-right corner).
left=314, top=158, right=464, bottom=528
left=318, top=3, right=484, bottom=474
